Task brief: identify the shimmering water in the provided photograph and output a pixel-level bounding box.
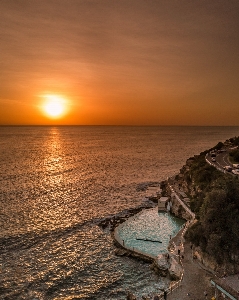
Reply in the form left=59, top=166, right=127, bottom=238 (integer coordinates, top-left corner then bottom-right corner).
left=1, top=126, right=238, bottom=299
left=117, top=209, right=185, bottom=257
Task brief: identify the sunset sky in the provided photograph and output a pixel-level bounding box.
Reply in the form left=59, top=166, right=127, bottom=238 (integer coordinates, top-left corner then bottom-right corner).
left=1, top=0, right=239, bottom=125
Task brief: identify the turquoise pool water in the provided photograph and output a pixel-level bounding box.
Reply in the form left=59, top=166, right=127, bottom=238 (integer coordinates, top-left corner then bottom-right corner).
left=117, top=208, right=185, bottom=257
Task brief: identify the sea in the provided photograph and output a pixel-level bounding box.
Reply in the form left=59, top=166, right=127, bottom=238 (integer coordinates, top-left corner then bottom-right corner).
left=1, top=126, right=238, bottom=300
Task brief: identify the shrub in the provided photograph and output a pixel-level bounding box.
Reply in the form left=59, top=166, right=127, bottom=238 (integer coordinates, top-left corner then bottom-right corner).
left=184, top=147, right=239, bottom=264
left=229, top=149, right=239, bottom=162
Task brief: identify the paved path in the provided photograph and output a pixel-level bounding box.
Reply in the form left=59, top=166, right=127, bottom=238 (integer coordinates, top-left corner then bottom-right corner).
left=167, top=238, right=215, bottom=300
left=165, top=184, right=215, bottom=300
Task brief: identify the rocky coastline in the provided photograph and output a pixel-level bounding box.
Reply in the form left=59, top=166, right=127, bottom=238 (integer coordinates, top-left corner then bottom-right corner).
left=97, top=137, right=239, bottom=299
left=96, top=198, right=157, bottom=233
left=97, top=186, right=188, bottom=299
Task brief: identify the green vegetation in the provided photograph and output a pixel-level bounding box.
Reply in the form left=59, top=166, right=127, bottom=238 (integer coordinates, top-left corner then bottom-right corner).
left=228, top=136, right=239, bottom=163
left=212, top=141, right=224, bottom=150
left=229, top=148, right=239, bottom=163
left=183, top=138, right=239, bottom=264
left=229, top=136, right=239, bottom=146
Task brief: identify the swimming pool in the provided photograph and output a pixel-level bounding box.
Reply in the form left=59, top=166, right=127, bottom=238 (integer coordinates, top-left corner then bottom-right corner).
left=117, top=208, right=185, bottom=257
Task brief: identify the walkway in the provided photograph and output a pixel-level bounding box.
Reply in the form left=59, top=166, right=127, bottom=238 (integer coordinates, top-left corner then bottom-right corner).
left=167, top=237, right=215, bottom=300
left=165, top=183, right=215, bottom=300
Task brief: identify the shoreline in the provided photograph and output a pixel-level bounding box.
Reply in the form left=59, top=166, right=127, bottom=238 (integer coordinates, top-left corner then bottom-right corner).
left=96, top=136, right=239, bottom=299
left=97, top=182, right=191, bottom=299
left=113, top=186, right=191, bottom=299
left=97, top=178, right=233, bottom=299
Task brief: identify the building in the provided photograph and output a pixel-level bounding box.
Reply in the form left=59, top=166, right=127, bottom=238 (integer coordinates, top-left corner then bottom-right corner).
left=158, top=197, right=168, bottom=211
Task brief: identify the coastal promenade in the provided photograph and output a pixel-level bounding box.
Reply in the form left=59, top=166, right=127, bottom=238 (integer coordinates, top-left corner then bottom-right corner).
left=165, top=185, right=214, bottom=300
left=164, top=177, right=238, bottom=300
left=167, top=238, right=214, bottom=300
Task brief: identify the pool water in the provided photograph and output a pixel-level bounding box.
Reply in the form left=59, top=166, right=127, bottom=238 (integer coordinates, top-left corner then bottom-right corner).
left=117, top=208, right=185, bottom=257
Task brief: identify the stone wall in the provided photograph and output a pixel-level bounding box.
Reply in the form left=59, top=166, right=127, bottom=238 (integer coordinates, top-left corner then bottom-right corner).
left=170, top=194, right=192, bottom=221
left=194, top=246, right=239, bottom=276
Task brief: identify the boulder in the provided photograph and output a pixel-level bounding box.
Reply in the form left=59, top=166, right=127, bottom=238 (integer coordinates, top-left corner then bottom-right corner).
left=114, top=248, right=129, bottom=256
left=154, top=254, right=170, bottom=276
left=142, top=296, right=151, bottom=300
left=126, top=291, right=137, bottom=300
left=168, top=256, right=183, bottom=280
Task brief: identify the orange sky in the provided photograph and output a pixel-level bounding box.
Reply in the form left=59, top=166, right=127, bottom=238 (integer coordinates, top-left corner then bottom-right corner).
left=0, top=0, right=239, bottom=125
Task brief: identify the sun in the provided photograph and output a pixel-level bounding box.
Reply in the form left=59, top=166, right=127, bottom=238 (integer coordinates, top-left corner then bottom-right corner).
left=45, top=100, right=64, bottom=117
left=42, top=95, right=67, bottom=119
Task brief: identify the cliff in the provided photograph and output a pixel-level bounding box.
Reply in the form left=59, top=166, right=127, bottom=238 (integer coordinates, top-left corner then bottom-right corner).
left=162, top=137, right=239, bottom=275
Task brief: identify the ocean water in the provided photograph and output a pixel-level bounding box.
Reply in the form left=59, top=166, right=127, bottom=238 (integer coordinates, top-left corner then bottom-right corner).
left=0, top=126, right=238, bottom=299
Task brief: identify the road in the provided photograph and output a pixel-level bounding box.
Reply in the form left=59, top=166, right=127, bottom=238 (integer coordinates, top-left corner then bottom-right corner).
left=205, top=148, right=239, bottom=175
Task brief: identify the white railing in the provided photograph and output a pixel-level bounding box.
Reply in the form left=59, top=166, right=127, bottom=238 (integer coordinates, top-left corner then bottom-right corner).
left=168, top=184, right=195, bottom=220
left=211, top=279, right=237, bottom=300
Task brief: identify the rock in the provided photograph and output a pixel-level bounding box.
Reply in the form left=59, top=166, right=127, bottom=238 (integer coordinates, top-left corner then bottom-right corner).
left=126, top=291, right=137, bottom=300
left=114, top=248, right=129, bottom=256
left=154, top=254, right=170, bottom=276
left=193, top=246, right=239, bottom=275
left=170, top=194, right=191, bottom=220
left=142, top=296, right=151, bottom=300
left=168, top=256, right=183, bottom=280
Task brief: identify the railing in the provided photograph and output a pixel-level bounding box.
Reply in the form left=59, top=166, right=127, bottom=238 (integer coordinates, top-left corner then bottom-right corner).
left=205, top=153, right=238, bottom=177
left=205, top=153, right=225, bottom=172
left=211, top=279, right=237, bottom=300
left=168, top=183, right=195, bottom=220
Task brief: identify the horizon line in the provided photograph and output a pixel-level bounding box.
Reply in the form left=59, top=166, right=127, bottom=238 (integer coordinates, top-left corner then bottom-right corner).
left=1, top=124, right=239, bottom=127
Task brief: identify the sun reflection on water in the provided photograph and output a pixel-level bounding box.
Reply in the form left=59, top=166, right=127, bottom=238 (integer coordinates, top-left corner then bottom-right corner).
left=43, top=127, right=65, bottom=176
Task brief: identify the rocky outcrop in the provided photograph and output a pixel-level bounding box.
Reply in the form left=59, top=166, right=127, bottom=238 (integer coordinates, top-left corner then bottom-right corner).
left=154, top=254, right=170, bottom=276
left=168, top=256, right=183, bottom=280
left=114, top=248, right=129, bottom=256
left=152, top=253, right=182, bottom=280
left=194, top=246, right=239, bottom=276
left=114, top=247, right=153, bottom=263
left=96, top=200, right=156, bottom=231
left=114, top=244, right=183, bottom=281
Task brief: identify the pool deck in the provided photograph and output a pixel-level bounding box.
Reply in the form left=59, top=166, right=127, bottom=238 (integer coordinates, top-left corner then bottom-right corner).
left=115, top=211, right=216, bottom=300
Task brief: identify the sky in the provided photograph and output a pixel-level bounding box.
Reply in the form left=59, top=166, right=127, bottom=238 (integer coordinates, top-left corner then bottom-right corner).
left=0, top=0, right=239, bottom=125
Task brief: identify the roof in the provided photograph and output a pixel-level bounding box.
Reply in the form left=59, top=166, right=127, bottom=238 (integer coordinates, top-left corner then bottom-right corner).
left=158, top=197, right=168, bottom=202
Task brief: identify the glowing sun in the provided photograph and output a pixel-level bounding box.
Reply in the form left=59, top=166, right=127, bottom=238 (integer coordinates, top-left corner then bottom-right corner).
left=42, top=95, right=68, bottom=118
